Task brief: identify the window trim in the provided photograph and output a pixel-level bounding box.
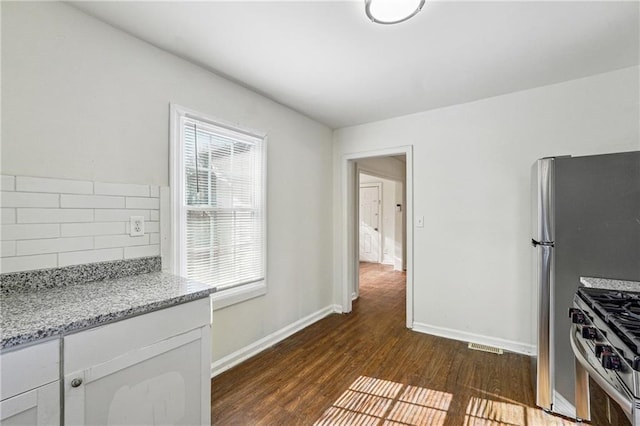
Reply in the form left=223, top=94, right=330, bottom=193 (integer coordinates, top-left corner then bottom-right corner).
left=169, top=104, right=267, bottom=310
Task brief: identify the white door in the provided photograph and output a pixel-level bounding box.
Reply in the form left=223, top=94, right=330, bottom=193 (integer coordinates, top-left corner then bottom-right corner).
left=359, top=184, right=381, bottom=263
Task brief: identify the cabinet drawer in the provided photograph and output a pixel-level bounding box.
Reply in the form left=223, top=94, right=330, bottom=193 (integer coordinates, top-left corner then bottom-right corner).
left=64, top=297, right=210, bottom=373
left=0, top=339, right=60, bottom=401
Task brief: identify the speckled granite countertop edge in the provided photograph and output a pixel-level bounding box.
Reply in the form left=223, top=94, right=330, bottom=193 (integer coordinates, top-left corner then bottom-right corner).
left=1, top=288, right=212, bottom=351
left=580, top=276, right=640, bottom=292
left=1, top=263, right=216, bottom=352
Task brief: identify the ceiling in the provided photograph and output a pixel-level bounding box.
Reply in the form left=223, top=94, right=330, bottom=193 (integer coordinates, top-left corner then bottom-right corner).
left=69, top=1, right=639, bottom=129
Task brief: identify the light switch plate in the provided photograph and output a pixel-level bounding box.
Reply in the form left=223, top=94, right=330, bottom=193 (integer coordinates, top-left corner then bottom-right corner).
left=130, top=216, right=145, bottom=236
left=416, top=216, right=424, bottom=228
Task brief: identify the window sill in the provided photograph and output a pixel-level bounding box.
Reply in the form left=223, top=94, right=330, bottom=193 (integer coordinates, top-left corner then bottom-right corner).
left=210, top=280, right=267, bottom=311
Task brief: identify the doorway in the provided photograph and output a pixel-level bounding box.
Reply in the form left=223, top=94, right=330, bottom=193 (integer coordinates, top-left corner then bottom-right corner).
left=356, top=162, right=406, bottom=299
left=340, top=146, right=414, bottom=329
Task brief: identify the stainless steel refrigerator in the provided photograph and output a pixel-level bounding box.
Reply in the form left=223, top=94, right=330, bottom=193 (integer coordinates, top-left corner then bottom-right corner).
left=532, top=151, right=640, bottom=419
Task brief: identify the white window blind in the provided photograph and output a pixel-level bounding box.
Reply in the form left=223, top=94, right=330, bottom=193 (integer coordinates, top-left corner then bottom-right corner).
left=179, top=114, right=265, bottom=293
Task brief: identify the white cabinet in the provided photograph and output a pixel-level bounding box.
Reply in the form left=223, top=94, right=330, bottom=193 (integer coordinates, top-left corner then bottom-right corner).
left=63, top=298, right=211, bottom=426
left=0, top=382, right=59, bottom=426
left=0, top=339, right=61, bottom=426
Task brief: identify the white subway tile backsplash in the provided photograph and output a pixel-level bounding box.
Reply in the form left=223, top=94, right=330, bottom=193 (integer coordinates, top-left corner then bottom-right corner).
left=16, top=176, right=93, bottom=194
left=95, top=234, right=149, bottom=249
left=1, top=209, right=16, bottom=224
left=61, top=222, right=125, bottom=237
left=18, top=208, right=93, bottom=224
left=1, top=176, right=15, bottom=191
left=125, top=197, right=159, bottom=209
left=2, top=224, right=60, bottom=241
left=94, top=209, right=150, bottom=222
left=1, top=254, right=57, bottom=273
left=1, top=192, right=60, bottom=208
left=146, top=221, right=160, bottom=233
left=58, top=248, right=123, bottom=267
left=61, top=194, right=124, bottom=209
left=94, top=182, right=150, bottom=197
left=17, top=237, right=93, bottom=256
left=125, top=244, right=160, bottom=259
left=1, top=176, right=162, bottom=272
left=1, top=241, right=16, bottom=257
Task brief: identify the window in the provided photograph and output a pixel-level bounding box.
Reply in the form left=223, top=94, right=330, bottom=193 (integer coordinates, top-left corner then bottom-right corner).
left=170, top=105, right=266, bottom=309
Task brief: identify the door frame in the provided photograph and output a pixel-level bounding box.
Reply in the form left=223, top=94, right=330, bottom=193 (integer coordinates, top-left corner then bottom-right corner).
left=341, top=146, right=414, bottom=329
left=358, top=181, right=383, bottom=265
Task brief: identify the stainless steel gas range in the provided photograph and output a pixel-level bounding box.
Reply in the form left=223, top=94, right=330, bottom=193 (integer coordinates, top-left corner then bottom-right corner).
left=570, top=286, right=640, bottom=424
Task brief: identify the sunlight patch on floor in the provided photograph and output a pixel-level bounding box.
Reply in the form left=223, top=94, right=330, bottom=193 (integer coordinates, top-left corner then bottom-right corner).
left=464, top=396, right=578, bottom=426
left=315, top=377, right=579, bottom=426
left=464, top=397, right=525, bottom=425
left=314, top=376, right=452, bottom=426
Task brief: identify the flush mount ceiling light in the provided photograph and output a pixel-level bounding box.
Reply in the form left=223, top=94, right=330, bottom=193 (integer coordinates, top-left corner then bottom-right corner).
left=365, top=0, right=426, bottom=24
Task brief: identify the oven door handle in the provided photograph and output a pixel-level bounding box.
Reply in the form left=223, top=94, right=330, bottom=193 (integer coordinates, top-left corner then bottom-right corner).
left=569, top=327, right=634, bottom=419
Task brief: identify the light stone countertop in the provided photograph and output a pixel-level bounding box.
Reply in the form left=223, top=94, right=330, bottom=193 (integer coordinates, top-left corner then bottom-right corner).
left=580, top=276, right=640, bottom=292
left=0, top=272, right=216, bottom=351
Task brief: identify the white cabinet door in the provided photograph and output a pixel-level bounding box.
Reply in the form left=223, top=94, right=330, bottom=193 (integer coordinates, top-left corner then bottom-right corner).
left=0, top=381, right=60, bottom=426
left=65, top=326, right=210, bottom=426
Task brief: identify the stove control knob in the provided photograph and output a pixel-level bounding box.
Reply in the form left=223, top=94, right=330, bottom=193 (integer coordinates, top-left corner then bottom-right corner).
left=569, top=308, right=586, bottom=324
left=596, top=344, right=613, bottom=358
left=602, top=353, right=622, bottom=371
left=581, top=327, right=598, bottom=340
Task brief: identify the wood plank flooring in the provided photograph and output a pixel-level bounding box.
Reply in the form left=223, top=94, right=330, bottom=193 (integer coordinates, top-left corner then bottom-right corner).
left=211, top=262, right=624, bottom=425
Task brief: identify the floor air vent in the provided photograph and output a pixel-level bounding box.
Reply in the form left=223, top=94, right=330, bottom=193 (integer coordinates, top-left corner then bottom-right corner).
left=468, top=342, right=503, bottom=355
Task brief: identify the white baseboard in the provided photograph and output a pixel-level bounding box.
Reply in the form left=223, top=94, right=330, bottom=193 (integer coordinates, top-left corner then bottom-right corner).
left=412, top=322, right=535, bottom=356
left=211, top=304, right=340, bottom=377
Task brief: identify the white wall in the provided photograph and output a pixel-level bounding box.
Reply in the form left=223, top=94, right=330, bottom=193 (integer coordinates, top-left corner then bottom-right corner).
left=393, top=181, right=404, bottom=272
left=2, top=1, right=334, bottom=365
left=334, top=66, right=640, bottom=351
left=357, top=157, right=406, bottom=182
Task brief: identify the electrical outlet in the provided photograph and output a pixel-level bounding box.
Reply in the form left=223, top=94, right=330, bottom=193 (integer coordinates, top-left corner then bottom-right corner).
left=130, top=216, right=145, bottom=237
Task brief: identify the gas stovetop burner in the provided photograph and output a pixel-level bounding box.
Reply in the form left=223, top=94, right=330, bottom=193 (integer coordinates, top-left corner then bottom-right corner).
left=577, top=287, right=640, bottom=357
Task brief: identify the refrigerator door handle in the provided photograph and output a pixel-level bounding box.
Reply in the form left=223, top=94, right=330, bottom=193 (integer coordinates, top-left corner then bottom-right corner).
left=537, top=244, right=554, bottom=410
left=536, top=159, right=554, bottom=243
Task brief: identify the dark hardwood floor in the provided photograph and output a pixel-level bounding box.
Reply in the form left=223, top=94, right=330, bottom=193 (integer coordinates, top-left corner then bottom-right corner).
left=211, top=262, right=623, bottom=425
